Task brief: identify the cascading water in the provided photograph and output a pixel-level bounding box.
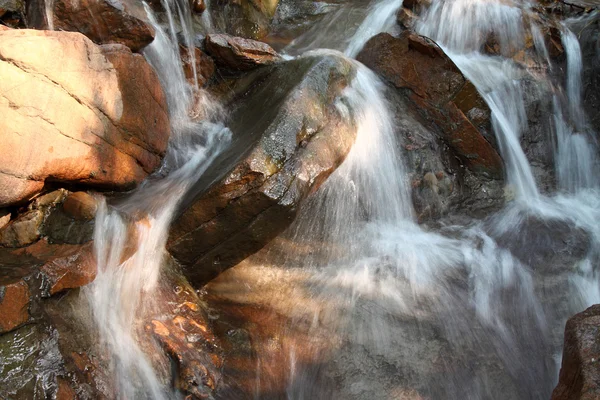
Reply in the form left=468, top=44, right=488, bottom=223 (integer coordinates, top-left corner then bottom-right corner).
left=81, top=0, right=600, bottom=398
left=202, top=0, right=600, bottom=399
left=85, top=1, right=230, bottom=397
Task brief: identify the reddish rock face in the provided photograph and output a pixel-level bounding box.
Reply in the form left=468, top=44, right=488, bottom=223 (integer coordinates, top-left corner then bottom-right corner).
left=180, top=45, right=216, bottom=87
left=27, top=0, right=154, bottom=52
left=205, top=33, right=282, bottom=71
left=0, top=280, right=30, bottom=333
left=357, top=32, right=504, bottom=178
left=0, top=29, right=170, bottom=207
left=552, top=305, right=600, bottom=400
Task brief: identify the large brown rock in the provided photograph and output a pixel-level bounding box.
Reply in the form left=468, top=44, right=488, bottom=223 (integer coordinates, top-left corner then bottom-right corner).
left=0, top=280, right=30, bottom=333
left=0, top=29, right=170, bottom=207
left=168, top=53, right=358, bottom=286
left=205, top=33, right=282, bottom=71
left=357, top=32, right=504, bottom=178
left=26, top=0, right=154, bottom=52
left=552, top=304, right=600, bottom=400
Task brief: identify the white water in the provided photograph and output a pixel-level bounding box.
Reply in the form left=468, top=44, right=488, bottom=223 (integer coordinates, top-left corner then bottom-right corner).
left=84, top=0, right=600, bottom=398
left=208, top=0, right=600, bottom=399
left=282, top=0, right=402, bottom=56
left=85, top=1, right=230, bottom=398
left=344, top=0, right=403, bottom=57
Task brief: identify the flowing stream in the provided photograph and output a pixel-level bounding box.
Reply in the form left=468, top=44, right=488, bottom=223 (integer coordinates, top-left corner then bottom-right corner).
left=86, top=0, right=600, bottom=398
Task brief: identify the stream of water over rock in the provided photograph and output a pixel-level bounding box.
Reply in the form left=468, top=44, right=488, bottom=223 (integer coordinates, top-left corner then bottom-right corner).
left=87, top=0, right=600, bottom=398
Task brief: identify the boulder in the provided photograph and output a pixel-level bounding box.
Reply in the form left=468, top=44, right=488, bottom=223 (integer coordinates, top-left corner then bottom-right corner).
left=26, top=0, right=154, bottom=52
left=205, top=34, right=282, bottom=71
left=552, top=305, right=600, bottom=400
left=0, top=29, right=170, bottom=207
left=210, top=0, right=279, bottom=40
left=168, top=53, right=358, bottom=286
left=357, top=32, right=504, bottom=179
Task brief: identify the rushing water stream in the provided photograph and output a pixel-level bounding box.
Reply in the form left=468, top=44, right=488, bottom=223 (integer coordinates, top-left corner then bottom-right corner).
left=85, top=0, right=600, bottom=398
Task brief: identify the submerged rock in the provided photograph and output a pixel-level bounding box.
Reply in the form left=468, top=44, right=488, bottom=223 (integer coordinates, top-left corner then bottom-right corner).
left=552, top=304, right=600, bottom=400
left=357, top=32, right=504, bottom=179
left=205, top=33, right=282, bottom=71
left=168, top=53, right=358, bottom=286
left=0, top=29, right=170, bottom=207
left=26, top=0, right=154, bottom=52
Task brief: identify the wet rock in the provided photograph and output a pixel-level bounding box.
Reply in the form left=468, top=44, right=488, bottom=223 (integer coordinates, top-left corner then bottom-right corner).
left=574, top=12, right=600, bottom=132
left=487, top=211, right=590, bottom=273
left=0, top=238, right=96, bottom=308
left=211, top=0, right=279, bottom=40
left=0, top=29, right=170, bottom=207
left=38, top=242, right=95, bottom=297
left=180, top=45, right=216, bottom=87
left=62, top=192, right=98, bottom=221
left=357, top=32, right=504, bottom=179
left=168, top=53, right=357, bottom=286
left=191, top=0, right=206, bottom=13
left=385, top=84, right=504, bottom=221
left=552, top=304, right=600, bottom=400
left=205, top=34, right=282, bottom=71
left=26, top=0, right=154, bottom=52
left=0, top=209, right=44, bottom=248
left=0, top=279, right=30, bottom=333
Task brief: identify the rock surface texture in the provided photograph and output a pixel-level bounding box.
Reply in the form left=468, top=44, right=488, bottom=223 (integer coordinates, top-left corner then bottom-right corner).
left=357, top=31, right=504, bottom=179
left=205, top=33, right=282, bottom=71
left=26, top=0, right=154, bottom=52
left=0, top=29, right=170, bottom=207
left=168, top=53, right=358, bottom=286
left=552, top=305, right=600, bottom=400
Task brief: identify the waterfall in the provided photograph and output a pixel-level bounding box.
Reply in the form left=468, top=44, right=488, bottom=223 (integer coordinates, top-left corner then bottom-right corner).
left=344, top=0, right=403, bottom=57
left=80, top=0, right=600, bottom=398
left=554, top=23, right=599, bottom=192
left=416, top=0, right=540, bottom=202
left=85, top=0, right=231, bottom=397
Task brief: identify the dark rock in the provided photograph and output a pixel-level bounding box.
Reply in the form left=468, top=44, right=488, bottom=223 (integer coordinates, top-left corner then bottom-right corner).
left=168, top=54, right=358, bottom=286
left=205, top=33, right=282, bottom=71
left=385, top=82, right=504, bottom=221
left=26, top=0, right=154, bottom=52
left=552, top=304, right=600, bottom=400
left=357, top=32, right=504, bottom=179
left=0, top=0, right=25, bottom=27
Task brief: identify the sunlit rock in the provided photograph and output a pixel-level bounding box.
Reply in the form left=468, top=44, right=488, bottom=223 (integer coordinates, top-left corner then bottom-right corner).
left=0, top=29, right=170, bottom=207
